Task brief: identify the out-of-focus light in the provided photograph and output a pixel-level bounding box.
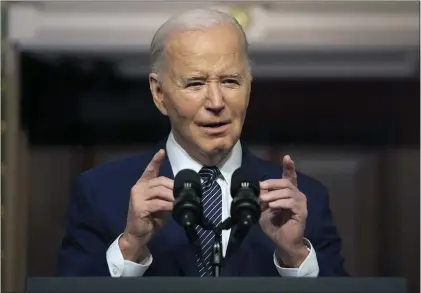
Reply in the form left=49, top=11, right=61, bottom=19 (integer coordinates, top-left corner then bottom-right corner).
left=228, top=6, right=251, bottom=30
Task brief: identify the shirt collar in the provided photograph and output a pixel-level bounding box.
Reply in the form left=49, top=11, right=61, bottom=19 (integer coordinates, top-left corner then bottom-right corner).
left=166, top=131, right=242, bottom=183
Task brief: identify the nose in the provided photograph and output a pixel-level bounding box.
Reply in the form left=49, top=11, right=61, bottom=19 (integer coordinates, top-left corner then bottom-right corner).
left=205, top=82, right=225, bottom=114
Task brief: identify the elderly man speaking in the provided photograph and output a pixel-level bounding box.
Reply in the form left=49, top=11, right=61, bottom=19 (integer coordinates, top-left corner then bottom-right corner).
left=57, top=9, right=347, bottom=277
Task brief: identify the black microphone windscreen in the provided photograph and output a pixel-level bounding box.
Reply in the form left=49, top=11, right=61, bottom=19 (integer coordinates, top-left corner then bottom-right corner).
left=174, top=169, right=201, bottom=198
left=230, top=168, right=259, bottom=197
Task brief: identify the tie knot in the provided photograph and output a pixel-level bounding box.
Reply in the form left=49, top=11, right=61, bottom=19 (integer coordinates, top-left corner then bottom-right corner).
left=199, top=166, right=221, bottom=182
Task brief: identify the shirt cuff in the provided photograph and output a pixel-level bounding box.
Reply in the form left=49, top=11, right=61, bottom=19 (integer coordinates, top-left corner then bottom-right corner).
left=106, top=234, right=153, bottom=277
left=273, top=238, right=319, bottom=277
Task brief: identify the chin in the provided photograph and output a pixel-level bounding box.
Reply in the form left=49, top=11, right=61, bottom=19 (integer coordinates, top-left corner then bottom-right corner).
left=201, top=136, right=237, bottom=154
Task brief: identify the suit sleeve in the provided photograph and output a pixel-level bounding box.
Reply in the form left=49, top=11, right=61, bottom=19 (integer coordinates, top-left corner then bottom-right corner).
left=56, top=175, right=111, bottom=276
left=313, top=187, right=349, bottom=276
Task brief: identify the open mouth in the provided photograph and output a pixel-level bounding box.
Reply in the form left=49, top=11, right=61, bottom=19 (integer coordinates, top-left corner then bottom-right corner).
left=198, top=121, right=230, bottom=128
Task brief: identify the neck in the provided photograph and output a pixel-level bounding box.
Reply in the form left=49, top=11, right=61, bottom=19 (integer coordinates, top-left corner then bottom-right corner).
left=172, top=132, right=231, bottom=167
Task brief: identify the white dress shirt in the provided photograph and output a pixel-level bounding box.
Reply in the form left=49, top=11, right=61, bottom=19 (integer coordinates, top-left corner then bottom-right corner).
left=106, top=132, right=320, bottom=277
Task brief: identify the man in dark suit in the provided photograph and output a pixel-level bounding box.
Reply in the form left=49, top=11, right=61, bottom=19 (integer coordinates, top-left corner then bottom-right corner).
left=57, top=8, right=347, bottom=277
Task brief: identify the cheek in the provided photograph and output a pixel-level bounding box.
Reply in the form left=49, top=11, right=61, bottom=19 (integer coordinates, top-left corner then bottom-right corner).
left=165, top=94, right=203, bottom=123
left=226, top=93, right=249, bottom=118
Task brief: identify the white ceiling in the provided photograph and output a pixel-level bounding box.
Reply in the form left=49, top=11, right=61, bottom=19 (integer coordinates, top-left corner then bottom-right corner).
left=6, top=1, right=419, bottom=78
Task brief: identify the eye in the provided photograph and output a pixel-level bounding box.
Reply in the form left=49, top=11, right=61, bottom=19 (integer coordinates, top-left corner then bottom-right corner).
left=222, top=79, right=240, bottom=85
left=186, top=81, right=204, bottom=88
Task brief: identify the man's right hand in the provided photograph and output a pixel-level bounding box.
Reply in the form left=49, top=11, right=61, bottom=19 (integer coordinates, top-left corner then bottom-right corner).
left=119, top=149, right=174, bottom=262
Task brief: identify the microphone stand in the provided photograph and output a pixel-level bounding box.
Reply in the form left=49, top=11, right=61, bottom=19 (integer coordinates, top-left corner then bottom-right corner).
left=211, top=217, right=233, bottom=277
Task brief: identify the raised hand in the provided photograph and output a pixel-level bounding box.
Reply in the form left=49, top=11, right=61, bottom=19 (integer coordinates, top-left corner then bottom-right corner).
left=259, top=155, right=308, bottom=267
left=119, top=149, right=174, bottom=262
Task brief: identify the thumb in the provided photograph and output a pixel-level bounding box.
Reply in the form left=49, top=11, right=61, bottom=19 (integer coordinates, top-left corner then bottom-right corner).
left=140, top=149, right=166, bottom=181
left=282, top=155, right=297, bottom=187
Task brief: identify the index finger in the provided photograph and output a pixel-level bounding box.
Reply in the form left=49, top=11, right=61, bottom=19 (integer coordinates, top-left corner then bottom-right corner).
left=282, top=155, right=297, bottom=187
left=140, top=149, right=166, bottom=181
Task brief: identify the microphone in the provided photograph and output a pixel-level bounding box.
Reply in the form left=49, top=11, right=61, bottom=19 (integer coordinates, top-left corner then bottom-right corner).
left=230, top=168, right=261, bottom=228
left=172, top=169, right=203, bottom=228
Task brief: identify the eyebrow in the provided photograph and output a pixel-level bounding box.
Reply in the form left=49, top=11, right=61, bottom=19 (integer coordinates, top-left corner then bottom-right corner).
left=181, top=75, right=206, bottom=83
left=181, top=73, right=243, bottom=83
left=220, top=73, right=242, bottom=79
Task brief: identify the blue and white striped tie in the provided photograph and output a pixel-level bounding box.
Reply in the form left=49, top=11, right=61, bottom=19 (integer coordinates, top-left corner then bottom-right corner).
left=196, top=166, right=222, bottom=277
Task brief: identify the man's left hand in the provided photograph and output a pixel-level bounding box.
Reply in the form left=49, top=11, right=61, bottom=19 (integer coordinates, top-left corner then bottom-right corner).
left=259, top=155, right=309, bottom=268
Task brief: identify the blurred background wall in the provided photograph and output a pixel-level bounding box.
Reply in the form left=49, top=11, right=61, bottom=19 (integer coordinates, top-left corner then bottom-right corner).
left=1, top=1, right=420, bottom=293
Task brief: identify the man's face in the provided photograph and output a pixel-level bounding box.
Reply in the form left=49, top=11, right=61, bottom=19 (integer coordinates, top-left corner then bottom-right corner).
left=150, top=24, right=252, bottom=160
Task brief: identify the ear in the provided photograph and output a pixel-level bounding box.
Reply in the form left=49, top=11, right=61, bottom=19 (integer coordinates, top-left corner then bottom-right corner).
left=149, top=73, right=168, bottom=116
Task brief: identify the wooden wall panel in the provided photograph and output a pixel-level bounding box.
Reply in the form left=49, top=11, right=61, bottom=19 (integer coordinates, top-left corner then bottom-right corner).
left=26, top=147, right=84, bottom=276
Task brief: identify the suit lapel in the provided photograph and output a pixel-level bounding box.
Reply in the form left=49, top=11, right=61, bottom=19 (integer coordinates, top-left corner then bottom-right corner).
left=240, top=143, right=272, bottom=181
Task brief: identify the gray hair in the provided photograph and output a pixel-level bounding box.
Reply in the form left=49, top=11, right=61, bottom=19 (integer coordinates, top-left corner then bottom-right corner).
left=149, top=8, right=251, bottom=77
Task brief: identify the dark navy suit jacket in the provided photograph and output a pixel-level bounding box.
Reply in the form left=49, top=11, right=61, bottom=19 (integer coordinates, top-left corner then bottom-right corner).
left=56, top=142, right=348, bottom=277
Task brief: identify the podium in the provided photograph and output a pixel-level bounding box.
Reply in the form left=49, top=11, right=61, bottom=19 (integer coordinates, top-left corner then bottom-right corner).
left=26, top=277, right=407, bottom=293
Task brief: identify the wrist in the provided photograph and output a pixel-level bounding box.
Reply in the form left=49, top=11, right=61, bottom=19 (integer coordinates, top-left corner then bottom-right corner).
left=276, top=243, right=309, bottom=268
left=119, top=232, right=149, bottom=262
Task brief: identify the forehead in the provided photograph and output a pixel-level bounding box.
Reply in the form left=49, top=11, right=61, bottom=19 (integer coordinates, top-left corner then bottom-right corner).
left=164, top=24, right=246, bottom=76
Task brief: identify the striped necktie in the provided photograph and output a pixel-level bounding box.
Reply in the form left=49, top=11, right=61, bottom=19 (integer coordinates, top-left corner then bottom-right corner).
left=196, top=166, right=222, bottom=277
